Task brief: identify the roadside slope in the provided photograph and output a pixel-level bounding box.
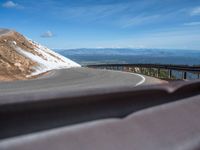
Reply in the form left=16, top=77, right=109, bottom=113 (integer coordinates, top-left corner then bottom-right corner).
left=0, top=29, right=80, bottom=81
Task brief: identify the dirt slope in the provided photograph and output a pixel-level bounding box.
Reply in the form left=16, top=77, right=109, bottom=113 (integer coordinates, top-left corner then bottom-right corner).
left=0, top=29, right=80, bottom=81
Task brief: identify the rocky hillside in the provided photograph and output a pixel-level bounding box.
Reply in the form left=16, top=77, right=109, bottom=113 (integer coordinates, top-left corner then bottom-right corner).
left=0, top=29, right=80, bottom=81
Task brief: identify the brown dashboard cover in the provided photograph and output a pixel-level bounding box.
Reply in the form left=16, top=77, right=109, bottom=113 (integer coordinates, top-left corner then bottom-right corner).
left=0, top=80, right=200, bottom=150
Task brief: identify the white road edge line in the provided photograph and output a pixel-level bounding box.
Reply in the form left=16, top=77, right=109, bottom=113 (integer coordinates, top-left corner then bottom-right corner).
left=105, top=69, right=146, bottom=86
left=133, top=73, right=146, bottom=86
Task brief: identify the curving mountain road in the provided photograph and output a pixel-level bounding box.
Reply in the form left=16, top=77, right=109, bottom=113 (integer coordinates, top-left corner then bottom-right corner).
left=0, top=67, right=163, bottom=103
left=0, top=28, right=163, bottom=103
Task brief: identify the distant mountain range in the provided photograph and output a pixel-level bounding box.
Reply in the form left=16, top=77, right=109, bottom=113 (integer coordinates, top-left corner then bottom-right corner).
left=55, top=48, right=200, bottom=66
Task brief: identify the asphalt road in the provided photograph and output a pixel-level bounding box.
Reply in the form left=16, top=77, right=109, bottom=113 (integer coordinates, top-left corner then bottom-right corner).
left=0, top=67, right=163, bottom=103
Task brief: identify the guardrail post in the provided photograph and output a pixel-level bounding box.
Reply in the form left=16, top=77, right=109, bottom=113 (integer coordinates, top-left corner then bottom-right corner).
left=168, top=69, right=172, bottom=79
left=157, top=68, right=160, bottom=78
left=143, top=67, right=145, bottom=75
left=183, top=72, right=187, bottom=80
left=149, top=68, right=151, bottom=76
left=141, top=67, right=144, bottom=74
left=148, top=68, right=150, bottom=76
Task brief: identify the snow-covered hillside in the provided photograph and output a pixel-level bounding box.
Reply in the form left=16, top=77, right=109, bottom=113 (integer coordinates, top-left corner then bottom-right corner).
left=0, top=29, right=80, bottom=81
left=14, top=40, right=81, bottom=76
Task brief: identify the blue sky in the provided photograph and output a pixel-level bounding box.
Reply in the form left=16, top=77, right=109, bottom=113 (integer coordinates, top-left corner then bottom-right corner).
left=1, top=0, right=200, bottom=50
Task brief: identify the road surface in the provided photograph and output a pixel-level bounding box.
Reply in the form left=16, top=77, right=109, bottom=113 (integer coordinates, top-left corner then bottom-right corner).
left=0, top=67, right=163, bottom=103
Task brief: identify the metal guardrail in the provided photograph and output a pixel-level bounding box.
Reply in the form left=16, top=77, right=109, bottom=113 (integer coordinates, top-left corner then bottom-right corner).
left=86, top=64, right=200, bottom=80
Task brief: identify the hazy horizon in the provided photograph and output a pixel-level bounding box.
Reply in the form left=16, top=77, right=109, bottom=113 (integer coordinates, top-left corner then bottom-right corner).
left=54, top=47, right=200, bottom=51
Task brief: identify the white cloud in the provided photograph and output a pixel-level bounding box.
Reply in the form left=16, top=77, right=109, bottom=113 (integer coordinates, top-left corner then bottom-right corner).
left=184, top=22, right=200, bottom=26
left=41, top=31, right=54, bottom=38
left=190, top=7, right=200, bottom=16
left=2, top=1, right=22, bottom=9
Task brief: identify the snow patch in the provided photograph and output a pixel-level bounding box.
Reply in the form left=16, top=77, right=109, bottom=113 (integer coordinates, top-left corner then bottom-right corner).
left=12, top=41, right=17, bottom=45
left=14, top=40, right=80, bottom=76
